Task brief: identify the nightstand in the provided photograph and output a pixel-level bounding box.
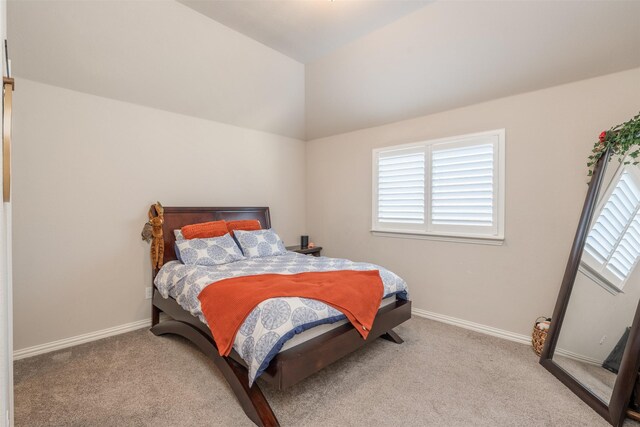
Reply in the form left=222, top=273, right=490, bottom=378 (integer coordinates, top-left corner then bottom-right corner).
left=287, top=245, right=322, bottom=257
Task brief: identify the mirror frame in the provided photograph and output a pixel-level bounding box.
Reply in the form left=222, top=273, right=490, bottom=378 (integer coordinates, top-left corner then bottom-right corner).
left=540, top=147, right=640, bottom=427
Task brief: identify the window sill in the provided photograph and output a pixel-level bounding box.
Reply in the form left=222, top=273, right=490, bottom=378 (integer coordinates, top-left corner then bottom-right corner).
left=370, top=229, right=504, bottom=246
left=578, top=264, right=623, bottom=295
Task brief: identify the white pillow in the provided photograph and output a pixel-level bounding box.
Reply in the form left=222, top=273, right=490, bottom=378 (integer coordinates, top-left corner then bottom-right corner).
left=234, top=229, right=287, bottom=258
left=175, top=234, right=244, bottom=266
left=174, top=229, right=184, bottom=240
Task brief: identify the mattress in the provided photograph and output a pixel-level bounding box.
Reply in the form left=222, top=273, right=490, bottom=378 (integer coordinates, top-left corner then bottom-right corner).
left=280, top=295, right=398, bottom=351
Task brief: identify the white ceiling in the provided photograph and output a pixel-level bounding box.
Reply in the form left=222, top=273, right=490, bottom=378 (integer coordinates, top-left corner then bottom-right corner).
left=8, top=0, right=640, bottom=141
left=8, top=0, right=306, bottom=139
left=305, top=0, right=640, bottom=139
left=178, top=0, right=431, bottom=63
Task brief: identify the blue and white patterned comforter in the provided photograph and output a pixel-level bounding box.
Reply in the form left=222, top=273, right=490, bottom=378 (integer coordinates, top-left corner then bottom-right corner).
left=154, top=252, right=408, bottom=385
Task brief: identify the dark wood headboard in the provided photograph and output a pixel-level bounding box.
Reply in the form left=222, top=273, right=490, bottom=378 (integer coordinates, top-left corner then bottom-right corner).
left=157, top=206, right=271, bottom=266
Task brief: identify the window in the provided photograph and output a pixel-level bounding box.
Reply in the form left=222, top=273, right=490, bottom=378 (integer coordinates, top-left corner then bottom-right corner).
left=372, top=129, right=505, bottom=242
left=581, top=166, right=640, bottom=293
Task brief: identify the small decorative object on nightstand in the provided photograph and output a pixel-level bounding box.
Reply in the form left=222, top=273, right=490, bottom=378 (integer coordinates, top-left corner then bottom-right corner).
left=286, top=245, right=322, bottom=257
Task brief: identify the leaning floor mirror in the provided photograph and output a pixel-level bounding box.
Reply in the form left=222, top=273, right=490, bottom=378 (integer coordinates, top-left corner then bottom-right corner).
left=541, top=147, right=640, bottom=426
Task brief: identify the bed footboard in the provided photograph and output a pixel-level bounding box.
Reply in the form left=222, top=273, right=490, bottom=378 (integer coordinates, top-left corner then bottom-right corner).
left=262, top=299, right=411, bottom=389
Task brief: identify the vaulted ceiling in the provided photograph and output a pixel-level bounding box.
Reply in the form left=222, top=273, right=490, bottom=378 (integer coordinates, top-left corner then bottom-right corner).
left=178, top=0, right=431, bottom=63
left=8, top=0, right=306, bottom=139
left=8, top=1, right=640, bottom=140
left=304, top=0, right=640, bottom=139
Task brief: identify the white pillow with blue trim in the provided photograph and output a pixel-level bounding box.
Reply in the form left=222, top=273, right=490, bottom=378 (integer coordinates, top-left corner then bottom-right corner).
left=175, top=233, right=244, bottom=266
left=234, top=229, right=287, bottom=258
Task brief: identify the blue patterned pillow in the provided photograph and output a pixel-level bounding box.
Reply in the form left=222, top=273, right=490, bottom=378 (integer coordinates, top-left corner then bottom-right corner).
left=234, top=229, right=287, bottom=258
left=175, top=233, right=244, bottom=266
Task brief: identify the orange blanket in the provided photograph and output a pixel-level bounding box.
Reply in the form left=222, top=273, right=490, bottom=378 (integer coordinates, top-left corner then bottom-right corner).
left=198, top=270, right=384, bottom=356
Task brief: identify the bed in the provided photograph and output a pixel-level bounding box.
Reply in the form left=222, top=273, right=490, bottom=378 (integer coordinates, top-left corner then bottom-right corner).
left=149, top=206, right=412, bottom=426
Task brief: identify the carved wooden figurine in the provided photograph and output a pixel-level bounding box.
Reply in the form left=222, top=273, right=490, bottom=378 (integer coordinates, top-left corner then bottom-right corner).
left=141, top=202, right=165, bottom=270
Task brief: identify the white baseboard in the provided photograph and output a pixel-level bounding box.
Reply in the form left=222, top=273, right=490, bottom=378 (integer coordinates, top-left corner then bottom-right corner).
left=13, top=308, right=534, bottom=361
left=13, top=319, right=151, bottom=360
left=411, top=309, right=606, bottom=366
left=554, top=348, right=602, bottom=366
left=11, top=307, right=604, bottom=367
left=412, top=308, right=531, bottom=345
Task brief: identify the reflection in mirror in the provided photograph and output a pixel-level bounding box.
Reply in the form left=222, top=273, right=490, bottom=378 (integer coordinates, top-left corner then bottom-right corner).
left=553, top=161, right=640, bottom=405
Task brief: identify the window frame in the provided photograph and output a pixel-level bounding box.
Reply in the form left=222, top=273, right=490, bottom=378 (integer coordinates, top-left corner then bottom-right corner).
left=371, top=129, right=505, bottom=243
left=580, top=163, right=640, bottom=294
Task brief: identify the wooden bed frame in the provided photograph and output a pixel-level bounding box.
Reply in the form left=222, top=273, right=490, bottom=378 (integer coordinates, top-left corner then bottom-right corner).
left=150, top=206, right=412, bottom=426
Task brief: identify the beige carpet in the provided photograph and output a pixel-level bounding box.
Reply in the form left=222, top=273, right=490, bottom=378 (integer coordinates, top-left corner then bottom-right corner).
left=14, top=317, right=636, bottom=426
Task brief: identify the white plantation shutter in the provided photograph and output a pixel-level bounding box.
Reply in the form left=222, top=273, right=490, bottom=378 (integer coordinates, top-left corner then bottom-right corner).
left=376, top=148, right=425, bottom=225
left=609, top=217, right=640, bottom=280
left=583, top=168, right=640, bottom=290
left=431, top=143, right=494, bottom=228
left=372, top=129, right=504, bottom=240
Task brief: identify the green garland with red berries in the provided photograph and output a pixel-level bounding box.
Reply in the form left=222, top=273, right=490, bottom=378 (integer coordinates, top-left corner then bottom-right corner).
left=588, top=112, right=640, bottom=177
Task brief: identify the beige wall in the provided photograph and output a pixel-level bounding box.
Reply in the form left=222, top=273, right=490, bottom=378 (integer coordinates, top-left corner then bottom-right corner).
left=12, top=79, right=306, bottom=351
left=10, top=57, right=640, bottom=353
left=306, top=67, right=640, bottom=338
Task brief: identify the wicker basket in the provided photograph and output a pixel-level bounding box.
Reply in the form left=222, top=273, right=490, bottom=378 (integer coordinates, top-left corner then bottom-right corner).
left=532, top=317, right=550, bottom=356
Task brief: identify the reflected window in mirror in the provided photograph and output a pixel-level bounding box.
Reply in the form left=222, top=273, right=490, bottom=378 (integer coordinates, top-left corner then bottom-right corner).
left=581, top=165, right=640, bottom=294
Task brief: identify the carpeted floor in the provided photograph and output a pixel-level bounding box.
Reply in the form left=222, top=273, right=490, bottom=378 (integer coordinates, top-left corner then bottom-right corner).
left=14, top=316, right=637, bottom=426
